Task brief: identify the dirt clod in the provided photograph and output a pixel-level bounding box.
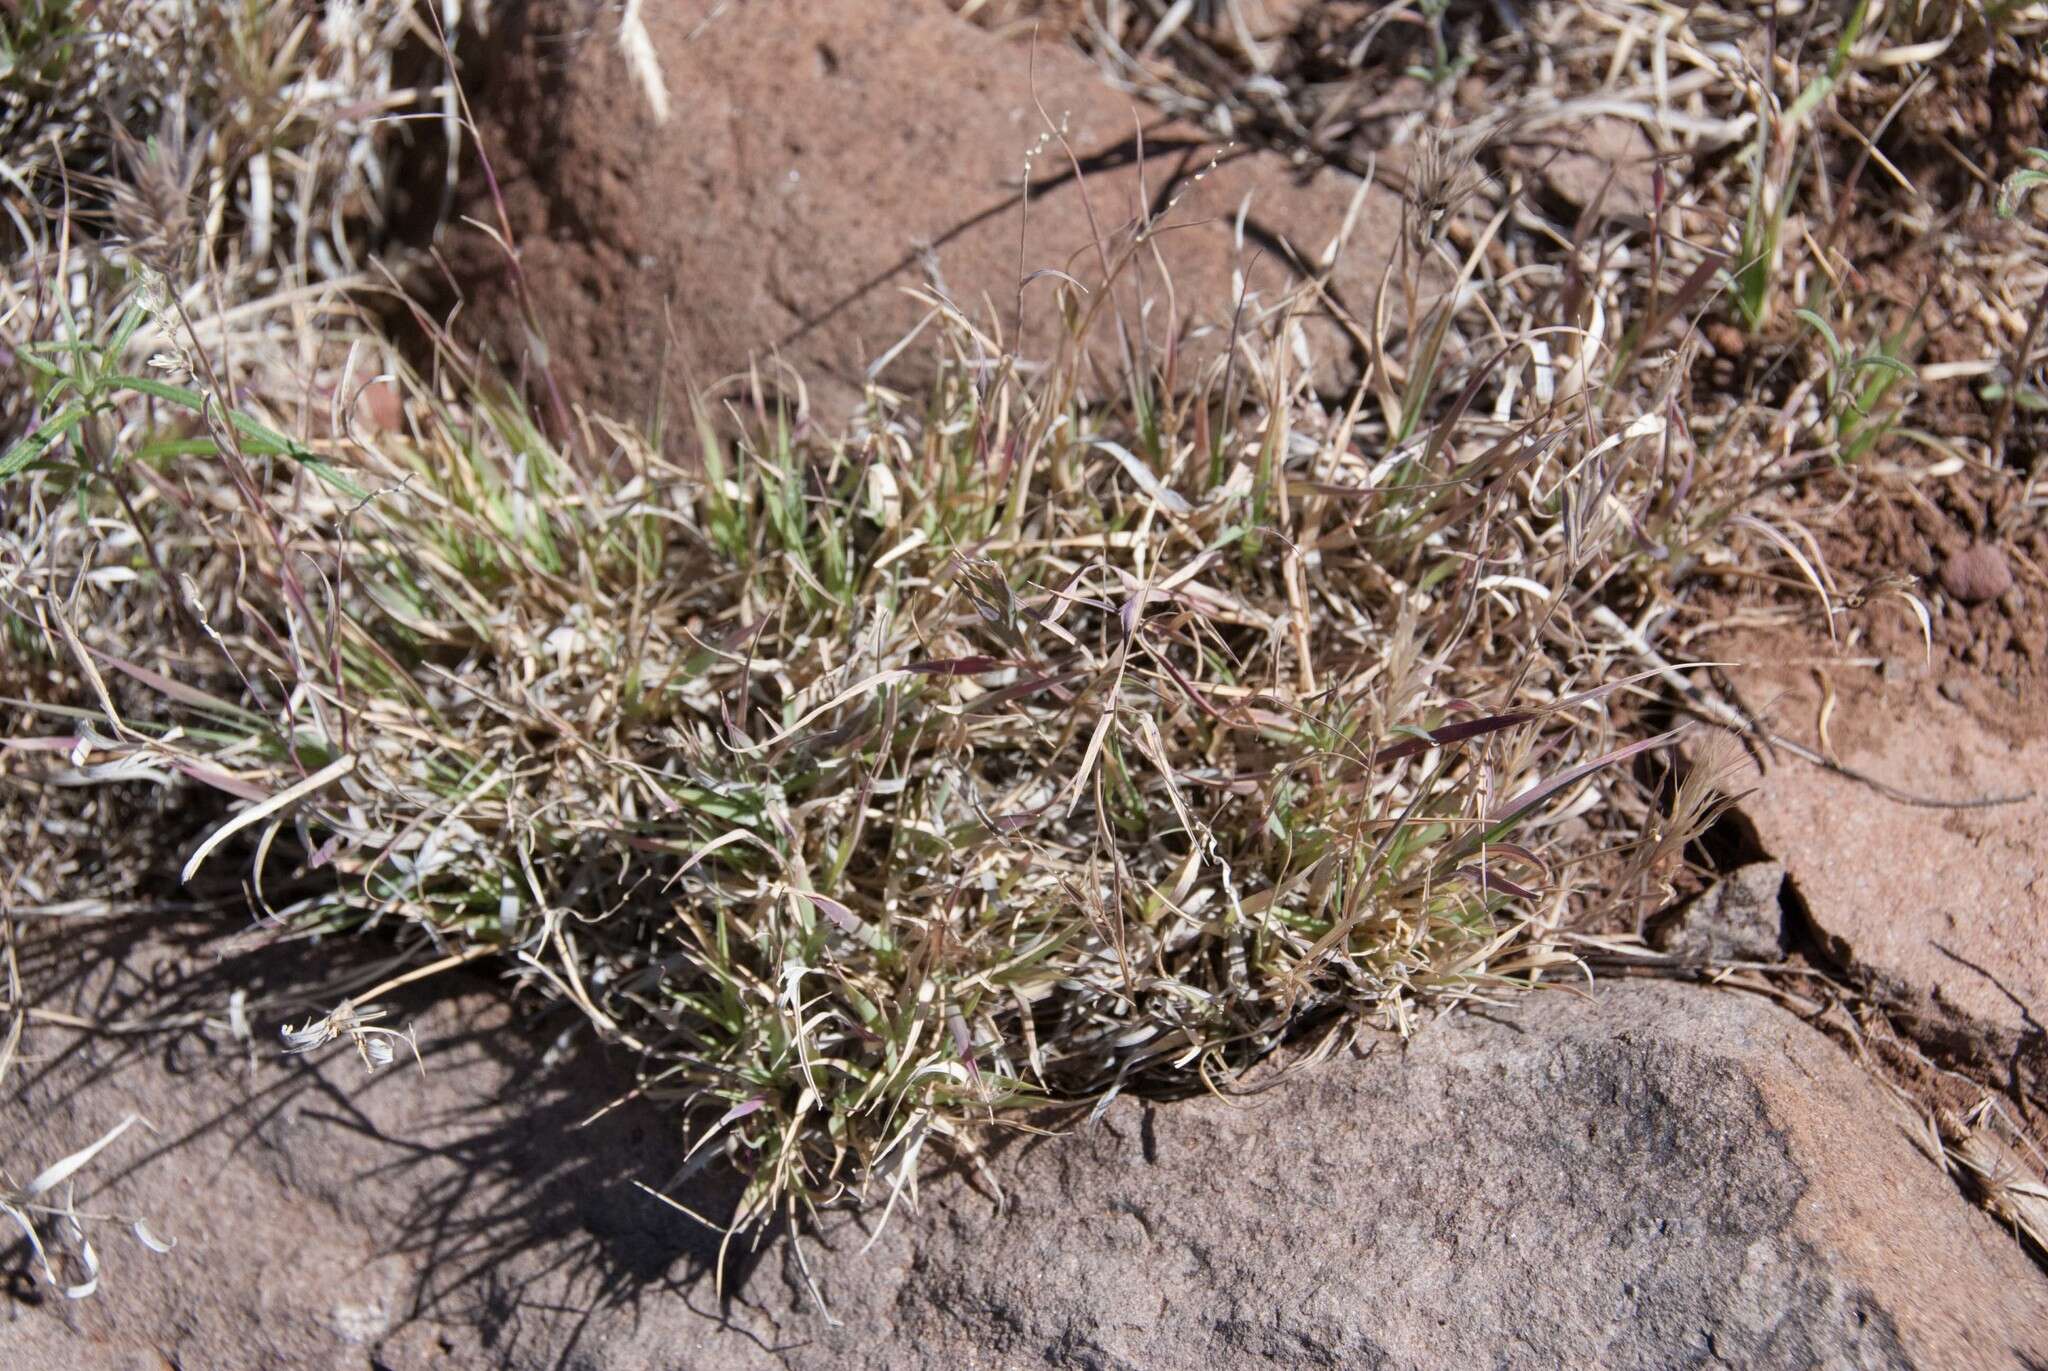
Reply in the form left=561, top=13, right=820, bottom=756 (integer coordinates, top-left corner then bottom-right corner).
left=1704, top=320, right=1747, bottom=357
left=1941, top=542, right=2015, bottom=605
left=1725, top=659, right=2048, bottom=1102
left=1502, top=115, right=1657, bottom=220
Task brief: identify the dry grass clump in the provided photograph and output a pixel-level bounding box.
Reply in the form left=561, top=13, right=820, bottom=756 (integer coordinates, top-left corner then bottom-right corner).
left=24, top=0, right=2018, bottom=1262
left=1, top=0, right=444, bottom=899
left=1, top=0, right=447, bottom=1293
left=4, top=260, right=1705, bottom=1247
left=1023, top=0, right=2048, bottom=464
left=1, top=0, right=440, bottom=278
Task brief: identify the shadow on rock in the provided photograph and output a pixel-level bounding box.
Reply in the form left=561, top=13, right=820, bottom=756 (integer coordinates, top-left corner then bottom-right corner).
left=2, top=911, right=776, bottom=1369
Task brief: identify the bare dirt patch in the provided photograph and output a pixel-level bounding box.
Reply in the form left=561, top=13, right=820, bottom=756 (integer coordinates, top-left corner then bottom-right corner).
left=437, top=0, right=1413, bottom=424
left=1812, top=468, right=2047, bottom=692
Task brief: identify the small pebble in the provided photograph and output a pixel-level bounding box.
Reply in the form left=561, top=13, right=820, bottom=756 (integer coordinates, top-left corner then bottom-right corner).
left=1938, top=543, right=2012, bottom=604
left=1704, top=321, right=1747, bottom=357
left=357, top=379, right=406, bottom=435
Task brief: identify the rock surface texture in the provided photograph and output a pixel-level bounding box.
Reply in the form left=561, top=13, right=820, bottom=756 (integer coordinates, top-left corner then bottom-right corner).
left=6, top=937, right=2042, bottom=1370
left=770, top=980, right=2045, bottom=1371
left=1648, top=860, right=1789, bottom=964
left=449, top=0, right=1406, bottom=421
left=1729, top=666, right=2048, bottom=1097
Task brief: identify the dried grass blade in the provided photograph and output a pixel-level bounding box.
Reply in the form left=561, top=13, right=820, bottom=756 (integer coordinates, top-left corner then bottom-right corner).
left=180, top=755, right=359, bottom=884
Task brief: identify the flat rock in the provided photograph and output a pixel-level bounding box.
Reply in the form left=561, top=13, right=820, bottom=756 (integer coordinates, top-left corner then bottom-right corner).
left=448, top=0, right=1410, bottom=422
left=0, top=928, right=743, bottom=1371
left=1729, top=671, right=2048, bottom=1092
left=764, top=980, right=2044, bottom=1371
left=1501, top=113, right=1659, bottom=221
left=6, top=927, right=2041, bottom=1370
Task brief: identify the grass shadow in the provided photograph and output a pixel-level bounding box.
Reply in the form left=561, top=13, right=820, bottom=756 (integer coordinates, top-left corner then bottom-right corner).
left=3, top=907, right=787, bottom=1368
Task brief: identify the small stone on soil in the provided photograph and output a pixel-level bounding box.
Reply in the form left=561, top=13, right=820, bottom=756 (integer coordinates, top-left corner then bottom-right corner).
left=1939, top=542, right=2013, bottom=604
left=355, top=379, right=404, bottom=434
left=1704, top=321, right=1747, bottom=357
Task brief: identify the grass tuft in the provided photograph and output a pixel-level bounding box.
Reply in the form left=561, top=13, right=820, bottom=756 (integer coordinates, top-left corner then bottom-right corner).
left=16, top=0, right=2044, bottom=1277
